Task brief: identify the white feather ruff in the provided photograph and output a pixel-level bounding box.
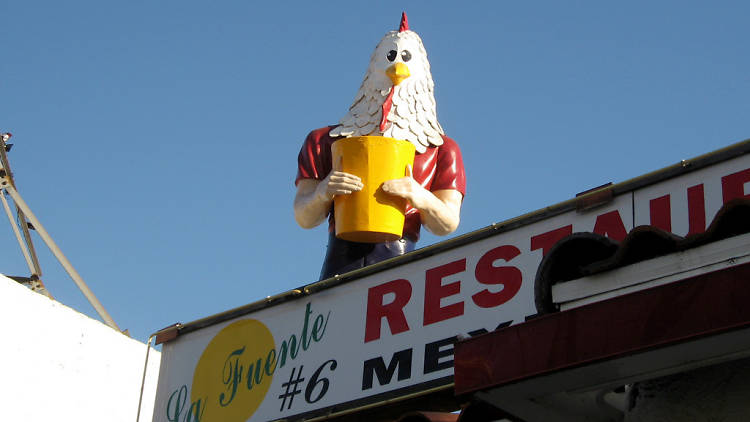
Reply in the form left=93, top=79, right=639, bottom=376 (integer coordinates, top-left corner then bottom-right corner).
left=329, top=30, right=444, bottom=154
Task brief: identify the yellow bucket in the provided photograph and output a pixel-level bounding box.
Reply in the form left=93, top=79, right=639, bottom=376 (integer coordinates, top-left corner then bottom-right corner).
left=331, top=136, right=416, bottom=243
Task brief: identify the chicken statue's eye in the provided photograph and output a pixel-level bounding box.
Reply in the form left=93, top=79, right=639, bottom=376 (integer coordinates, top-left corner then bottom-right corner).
left=387, top=50, right=398, bottom=62
left=401, top=50, right=412, bottom=62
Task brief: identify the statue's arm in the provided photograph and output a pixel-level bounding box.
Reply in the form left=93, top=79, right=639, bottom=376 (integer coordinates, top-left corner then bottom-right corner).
left=381, top=166, right=462, bottom=236
left=419, top=189, right=462, bottom=235
left=294, top=172, right=363, bottom=229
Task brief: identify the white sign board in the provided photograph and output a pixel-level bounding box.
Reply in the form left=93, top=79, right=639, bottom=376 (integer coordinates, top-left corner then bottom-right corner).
left=152, top=149, right=750, bottom=422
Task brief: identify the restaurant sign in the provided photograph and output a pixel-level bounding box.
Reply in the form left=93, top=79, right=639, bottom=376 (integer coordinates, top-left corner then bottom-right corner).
left=152, top=143, right=750, bottom=421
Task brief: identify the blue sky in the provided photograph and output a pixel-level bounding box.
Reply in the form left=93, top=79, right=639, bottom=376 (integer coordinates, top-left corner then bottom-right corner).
left=1, top=1, right=748, bottom=342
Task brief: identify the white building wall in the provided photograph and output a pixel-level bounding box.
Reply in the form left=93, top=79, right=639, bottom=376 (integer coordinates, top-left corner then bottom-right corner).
left=0, top=274, right=160, bottom=422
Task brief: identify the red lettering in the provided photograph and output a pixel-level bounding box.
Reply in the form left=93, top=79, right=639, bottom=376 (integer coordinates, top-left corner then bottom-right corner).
left=424, top=259, right=466, bottom=326
left=472, top=245, right=522, bottom=308
left=530, top=225, right=573, bottom=256
left=722, top=168, right=750, bottom=203
left=364, top=279, right=412, bottom=343
left=649, top=195, right=671, bottom=232
left=593, top=210, right=628, bottom=241
left=687, top=184, right=706, bottom=236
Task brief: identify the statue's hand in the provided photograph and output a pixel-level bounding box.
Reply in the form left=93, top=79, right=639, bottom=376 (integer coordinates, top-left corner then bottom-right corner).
left=382, top=165, right=426, bottom=207
left=382, top=164, right=462, bottom=236
left=316, top=170, right=363, bottom=201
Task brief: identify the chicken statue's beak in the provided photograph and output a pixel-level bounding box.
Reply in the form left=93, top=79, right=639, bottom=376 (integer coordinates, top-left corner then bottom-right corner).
left=386, top=63, right=410, bottom=85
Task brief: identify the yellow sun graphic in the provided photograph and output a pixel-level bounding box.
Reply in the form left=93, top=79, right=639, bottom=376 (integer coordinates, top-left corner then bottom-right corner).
left=191, top=319, right=275, bottom=421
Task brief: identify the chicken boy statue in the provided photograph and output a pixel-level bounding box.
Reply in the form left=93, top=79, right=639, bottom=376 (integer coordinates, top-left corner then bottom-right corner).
left=294, top=13, right=466, bottom=280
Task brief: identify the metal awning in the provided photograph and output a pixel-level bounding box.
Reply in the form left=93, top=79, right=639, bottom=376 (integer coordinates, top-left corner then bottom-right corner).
left=454, top=261, right=750, bottom=421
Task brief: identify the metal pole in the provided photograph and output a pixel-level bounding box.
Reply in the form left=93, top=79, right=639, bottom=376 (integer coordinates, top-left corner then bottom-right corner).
left=136, top=335, right=156, bottom=422
left=0, top=133, right=42, bottom=276
left=0, top=191, right=36, bottom=275
left=17, top=205, right=43, bottom=276
left=4, top=185, right=120, bottom=331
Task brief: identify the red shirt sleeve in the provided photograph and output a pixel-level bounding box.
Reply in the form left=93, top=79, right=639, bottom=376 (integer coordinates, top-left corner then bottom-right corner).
left=431, top=136, right=466, bottom=196
left=403, top=135, right=466, bottom=241
left=295, top=127, right=336, bottom=186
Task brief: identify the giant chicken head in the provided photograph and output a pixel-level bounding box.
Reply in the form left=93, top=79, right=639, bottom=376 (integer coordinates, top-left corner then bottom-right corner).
left=330, top=12, right=444, bottom=153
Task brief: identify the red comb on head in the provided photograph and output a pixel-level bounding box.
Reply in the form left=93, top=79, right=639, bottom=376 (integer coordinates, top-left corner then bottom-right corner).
left=399, top=12, right=409, bottom=32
